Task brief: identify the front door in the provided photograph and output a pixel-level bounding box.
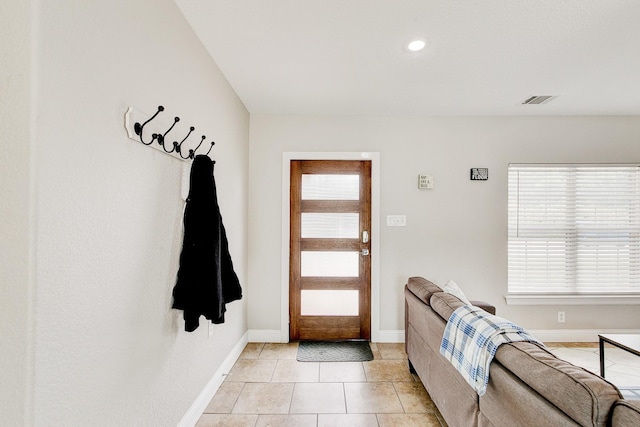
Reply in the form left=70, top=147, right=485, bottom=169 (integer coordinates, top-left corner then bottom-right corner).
left=289, top=160, right=372, bottom=341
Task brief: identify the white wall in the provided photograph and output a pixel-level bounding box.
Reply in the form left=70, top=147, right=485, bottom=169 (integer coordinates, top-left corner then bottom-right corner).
left=248, top=115, right=640, bottom=337
left=20, top=1, right=249, bottom=425
left=0, top=1, right=34, bottom=425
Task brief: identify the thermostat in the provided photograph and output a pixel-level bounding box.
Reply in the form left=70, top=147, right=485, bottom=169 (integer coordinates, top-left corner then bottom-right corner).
left=418, top=174, right=434, bottom=189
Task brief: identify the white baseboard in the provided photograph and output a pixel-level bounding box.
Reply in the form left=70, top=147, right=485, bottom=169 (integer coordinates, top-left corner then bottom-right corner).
left=377, top=330, right=405, bottom=343
left=248, top=329, right=287, bottom=343
left=244, top=328, right=640, bottom=345
left=530, top=329, right=640, bottom=343
left=246, top=329, right=405, bottom=343
left=177, top=331, right=248, bottom=427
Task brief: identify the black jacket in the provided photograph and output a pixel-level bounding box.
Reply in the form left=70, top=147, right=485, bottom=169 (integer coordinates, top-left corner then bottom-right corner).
left=172, top=155, right=242, bottom=332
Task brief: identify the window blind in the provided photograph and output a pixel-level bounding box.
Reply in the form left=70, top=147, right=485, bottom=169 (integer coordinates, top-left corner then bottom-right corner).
left=508, top=164, right=640, bottom=294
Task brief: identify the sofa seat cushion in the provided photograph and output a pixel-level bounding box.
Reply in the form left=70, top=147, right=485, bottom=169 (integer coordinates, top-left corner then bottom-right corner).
left=611, top=400, right=640, bottom=425
left=406, top=277, right=442, bottom=306
left=430, top=292, right=466, bottom=321
left=494, top=342, right=621, bottom=427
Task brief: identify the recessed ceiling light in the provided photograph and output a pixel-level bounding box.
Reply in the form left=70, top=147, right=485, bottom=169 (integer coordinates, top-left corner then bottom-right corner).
left=407, top=39, right=426, bottom=52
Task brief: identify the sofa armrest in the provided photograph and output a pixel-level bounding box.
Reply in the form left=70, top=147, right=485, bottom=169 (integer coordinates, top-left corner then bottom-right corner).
left=469, top=300, right=496, bottom=315
left=612, top=400, right=640, bottom=425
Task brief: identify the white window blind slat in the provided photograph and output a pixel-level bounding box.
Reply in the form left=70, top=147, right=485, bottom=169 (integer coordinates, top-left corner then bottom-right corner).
left=508, top=164, right=640, bottom=294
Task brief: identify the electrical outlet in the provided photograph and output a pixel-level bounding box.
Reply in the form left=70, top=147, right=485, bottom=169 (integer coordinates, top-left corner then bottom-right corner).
left=557, top=311, right=566, bottom=323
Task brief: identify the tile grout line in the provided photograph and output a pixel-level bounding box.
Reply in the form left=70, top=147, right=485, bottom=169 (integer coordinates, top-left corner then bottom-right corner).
left=341, top=382, right=347, bottom=417
left=231, top=382, right=247, bottom=416
left=286, top=382, right=295, bottom=415
left=391, top=381, right=407, bottom=414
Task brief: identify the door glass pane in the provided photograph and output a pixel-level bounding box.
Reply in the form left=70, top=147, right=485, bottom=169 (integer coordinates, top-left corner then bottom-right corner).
left=301, top=290, right=359, bottom=316
left=301, top=213, right=359, bottom=238
left=302, top=174, right=359, bottom=200
left=301, top=251, right=359, bottom=277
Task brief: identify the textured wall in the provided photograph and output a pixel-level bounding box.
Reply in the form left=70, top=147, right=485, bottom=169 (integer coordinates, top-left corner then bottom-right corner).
left=0, top=1, right=34, bottom=425
left=30, top=0, right=249, bottom=425
left=248, top=115, right=640, bottom=335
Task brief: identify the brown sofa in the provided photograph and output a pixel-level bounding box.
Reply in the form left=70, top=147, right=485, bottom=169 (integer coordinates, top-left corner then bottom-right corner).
left=404, top=276, right=640, bottom=427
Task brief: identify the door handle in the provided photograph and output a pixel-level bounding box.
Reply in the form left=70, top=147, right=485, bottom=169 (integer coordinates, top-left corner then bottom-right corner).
left=362, top=231, right=369, bottom=243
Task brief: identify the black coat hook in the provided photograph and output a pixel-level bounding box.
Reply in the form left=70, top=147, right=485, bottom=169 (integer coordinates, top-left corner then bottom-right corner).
left=205, top=141, right=215, bottom=156
left=180, top=135, right=206, bottom=160
left=175, top=126, right=195, bottom=157
left=158, top=117, right=180, bottom=153
left=193, top=135, right=206, bottom=154
left=134, top=105, right=164, bottom=145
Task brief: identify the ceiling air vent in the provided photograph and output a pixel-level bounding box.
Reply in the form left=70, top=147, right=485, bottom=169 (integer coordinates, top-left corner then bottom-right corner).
left=522, top=95, right=557, bottom=105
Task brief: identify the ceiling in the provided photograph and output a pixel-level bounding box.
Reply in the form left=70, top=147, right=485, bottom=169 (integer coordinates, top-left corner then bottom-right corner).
left=175, top=0, right=640, bottom=116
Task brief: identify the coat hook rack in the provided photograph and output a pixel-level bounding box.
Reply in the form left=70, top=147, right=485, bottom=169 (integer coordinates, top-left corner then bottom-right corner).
left=124, top=105, right=216, bottom=162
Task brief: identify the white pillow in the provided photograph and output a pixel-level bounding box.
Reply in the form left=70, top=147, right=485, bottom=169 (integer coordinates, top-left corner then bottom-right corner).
left=442, top=280, right=471, bottom=305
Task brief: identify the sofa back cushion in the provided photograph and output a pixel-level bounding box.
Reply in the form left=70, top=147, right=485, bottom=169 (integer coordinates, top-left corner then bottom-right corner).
left=480, top=362, right=584, bottom=427
left=494, top=342, right=621, bottom=426
left=406, top=277, right=442, bottom=306
left=430, top=292, right=466, bottom=320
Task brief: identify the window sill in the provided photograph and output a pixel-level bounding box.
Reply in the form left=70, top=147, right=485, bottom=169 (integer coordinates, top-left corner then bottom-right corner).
left=505, top=293, right=640, bottom=305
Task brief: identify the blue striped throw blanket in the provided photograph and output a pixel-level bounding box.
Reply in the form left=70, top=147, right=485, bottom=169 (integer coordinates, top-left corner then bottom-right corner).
left=439, top=305, right=543, bottom=396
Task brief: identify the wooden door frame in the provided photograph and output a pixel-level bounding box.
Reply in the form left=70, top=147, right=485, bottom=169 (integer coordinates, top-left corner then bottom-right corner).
left=289, top=160, right=371, bottom=341
left=281, top=152, right=380, bottom=343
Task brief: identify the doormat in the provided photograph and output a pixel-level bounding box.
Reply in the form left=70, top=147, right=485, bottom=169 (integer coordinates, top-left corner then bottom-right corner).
left=296, top=341, right=374, bottom=362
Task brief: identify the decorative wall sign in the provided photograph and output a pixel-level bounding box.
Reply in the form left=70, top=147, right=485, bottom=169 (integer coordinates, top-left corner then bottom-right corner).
left=418, top=174, right=434, bottom=189
left=470, top=168, right=489, bottom=181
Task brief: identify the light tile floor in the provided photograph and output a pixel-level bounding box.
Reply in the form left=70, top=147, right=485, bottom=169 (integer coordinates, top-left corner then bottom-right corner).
left=196, top=341, right=640, bottom=427
left=196, top=342, right=445, bottom=427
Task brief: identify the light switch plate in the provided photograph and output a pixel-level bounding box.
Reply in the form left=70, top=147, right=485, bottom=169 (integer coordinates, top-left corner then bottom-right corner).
left=387, top=215, right=406, bottom=226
